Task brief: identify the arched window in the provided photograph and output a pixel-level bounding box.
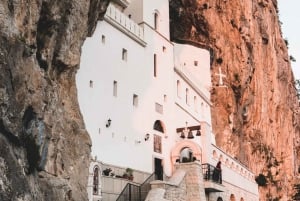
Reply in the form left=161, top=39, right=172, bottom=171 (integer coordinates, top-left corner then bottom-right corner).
left=154, top=54, right=157, bottom=77
left=177, top=80, right=181, bottom=97
left=217, top=197, right=223, bottom=201
left=194, top=96, right=197, bottom=112
left=154, top=12, right=159, bottom=30
left=213, top=150, right=218, bottom=159
left=240, top=197, right=244, bottom=201
left=230, top=194, right=236, bottom=201
left=153, top=120, right=165, bottom=133
left=185, top=88, right=189, bottom=105
left=93, top=166, right=99, bottom=195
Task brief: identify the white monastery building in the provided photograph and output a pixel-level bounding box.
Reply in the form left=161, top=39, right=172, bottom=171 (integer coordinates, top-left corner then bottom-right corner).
left=76, top=0, right=259, bottom=200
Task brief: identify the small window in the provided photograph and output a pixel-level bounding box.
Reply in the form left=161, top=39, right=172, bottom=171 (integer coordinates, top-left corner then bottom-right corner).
left=155, top=103, right=163, bottom=114
left=113, top=81, right=117, bottom=97
left=194, top=61, right=198, bottom=66
left=90, top=80, right=93, bottom=88
left=101, top=35, right=105, bottom=44
left=133, top=94, right=138, bottom=107
left=122, top=48, right=127, bottom=61
left=162, top=46, right=166, bottom=52
left=154, top=54, right=157, bottom=77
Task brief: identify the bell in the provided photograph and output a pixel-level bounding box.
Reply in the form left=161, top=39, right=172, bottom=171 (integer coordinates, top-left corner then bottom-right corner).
left=196, top=130, right=201, bottom=136
left=187, top=130, right=194, bottom=139
left=180, top=131, right=185, bottom=139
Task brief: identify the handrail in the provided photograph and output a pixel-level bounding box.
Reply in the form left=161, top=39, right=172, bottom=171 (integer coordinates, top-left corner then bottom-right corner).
left=116, top=172, right=156, bottom=201
left=140, top=173, right=156, bottom=200
left=116, top=183, right=141, bottom=201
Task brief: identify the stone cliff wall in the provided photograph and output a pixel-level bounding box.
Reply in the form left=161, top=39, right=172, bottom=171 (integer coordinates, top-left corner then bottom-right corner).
left=169, top=0, right=300, bottom=199
left=0, top=0, right=109, bottom=200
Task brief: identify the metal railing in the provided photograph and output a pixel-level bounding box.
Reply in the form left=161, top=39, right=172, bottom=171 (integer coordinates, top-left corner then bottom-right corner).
left=140, top=173, right=156, bottom=200
left=116, top=173, right=155, bottom=201
left=116, top=183, right=141, bottom=201
left=202, top=163, right=222, bottom=184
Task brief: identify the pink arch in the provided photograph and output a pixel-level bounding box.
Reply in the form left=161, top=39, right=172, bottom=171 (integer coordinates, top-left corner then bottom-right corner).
left=171, top=140, right=202, bottom=166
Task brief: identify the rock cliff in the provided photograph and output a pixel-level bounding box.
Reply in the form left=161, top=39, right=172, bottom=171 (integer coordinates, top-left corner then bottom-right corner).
left=169, top=0, right=300, bottom=199
left=0, top=0, right=109, bottom=200
left=1, top=0, right=300, bottom=200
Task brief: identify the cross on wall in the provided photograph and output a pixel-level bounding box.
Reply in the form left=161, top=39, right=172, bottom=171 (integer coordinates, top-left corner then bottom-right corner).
left=215, top=67, right=226, bottom=86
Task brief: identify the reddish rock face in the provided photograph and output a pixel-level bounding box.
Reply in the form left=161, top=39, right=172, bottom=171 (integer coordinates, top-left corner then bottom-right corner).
left=0, top=0, right=109, bottom=200
left=170, top=0, right=300, bottom=199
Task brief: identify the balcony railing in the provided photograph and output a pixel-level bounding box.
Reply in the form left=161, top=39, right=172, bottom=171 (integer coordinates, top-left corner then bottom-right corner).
left=202, top=163, right=222, bottom=184
left=104, top=4, right=146, bottom=46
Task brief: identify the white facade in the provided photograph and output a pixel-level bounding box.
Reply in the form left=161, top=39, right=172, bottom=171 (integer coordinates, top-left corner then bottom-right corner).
left=77, top=0, right=259, bottom=200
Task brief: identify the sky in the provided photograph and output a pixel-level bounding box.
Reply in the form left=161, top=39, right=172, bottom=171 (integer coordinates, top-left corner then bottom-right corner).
left=278, top=0, right=300, bottom=80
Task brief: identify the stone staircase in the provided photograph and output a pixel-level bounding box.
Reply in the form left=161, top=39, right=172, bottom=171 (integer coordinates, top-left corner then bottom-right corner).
left=145, top=161, right=206, bottom=201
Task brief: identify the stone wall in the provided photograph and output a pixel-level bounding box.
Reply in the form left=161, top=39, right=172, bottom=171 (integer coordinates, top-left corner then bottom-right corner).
left=174, top=162, right=206, bottom=201
left=147, top=162, right=206, bottom=201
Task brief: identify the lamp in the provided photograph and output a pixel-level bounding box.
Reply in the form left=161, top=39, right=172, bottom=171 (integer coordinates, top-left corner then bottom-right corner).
left=106, top=118, right=111, bottom=127
left=196, top=129, right=201, bottom=136
left=144, top=133, right=150, bottom=141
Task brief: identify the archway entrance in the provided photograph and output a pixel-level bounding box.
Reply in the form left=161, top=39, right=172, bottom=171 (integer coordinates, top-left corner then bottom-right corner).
left=180, top=147, right=194, bottom=163
left=171, top=140, right=202, bottom=166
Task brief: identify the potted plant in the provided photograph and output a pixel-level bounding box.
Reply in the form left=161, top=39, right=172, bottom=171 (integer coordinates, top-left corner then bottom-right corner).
left=123, top=168, right=134, bottom=181
left=102, top=168, right=112, bottom=176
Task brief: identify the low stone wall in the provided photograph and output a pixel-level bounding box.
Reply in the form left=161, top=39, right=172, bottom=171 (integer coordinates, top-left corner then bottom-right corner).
left=174, top=162, right=206, bottom=201
left=101, top=163, right=151, bottom=184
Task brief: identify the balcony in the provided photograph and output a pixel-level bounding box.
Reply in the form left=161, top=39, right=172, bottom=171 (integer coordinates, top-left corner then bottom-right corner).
left=202, top=163, right=226, bottom=193
left=112, top=0, right=130, bottom=8
left=104, top=4, right=146, bottom=47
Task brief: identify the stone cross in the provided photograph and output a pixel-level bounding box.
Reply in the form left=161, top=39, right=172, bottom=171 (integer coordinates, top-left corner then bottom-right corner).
left=215, top=67, right=226, bottom=86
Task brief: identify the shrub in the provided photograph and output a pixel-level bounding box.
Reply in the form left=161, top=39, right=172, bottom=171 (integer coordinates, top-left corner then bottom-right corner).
left=255, top=173, right=267, bottom=186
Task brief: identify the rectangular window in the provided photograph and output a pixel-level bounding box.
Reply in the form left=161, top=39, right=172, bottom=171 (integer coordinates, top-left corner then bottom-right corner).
left=155, top=103, right=163, bottom=114
left=133, top=94, right=138, bottom=107
left=113, top=81, right=117, bottom=97
left=101, top=35, right=105, bottom=44
left=122, top=48, right=127, bottom=61
left=162, top=46, right=166, bottom=52
left=154, top=54, right=157, bottom=77
left=194, top=61, right=198, bottom=66
left=163, top=94, right=167, bottom=102
left=89, top=80, right=93, bottom=88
